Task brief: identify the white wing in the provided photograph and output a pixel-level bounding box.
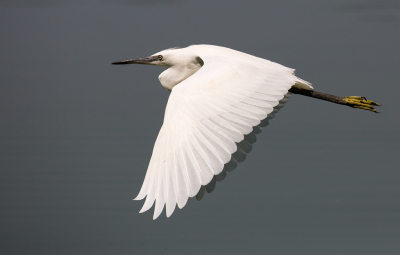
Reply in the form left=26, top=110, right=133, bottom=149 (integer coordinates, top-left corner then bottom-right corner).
left=193, top=91, right=293, bottom=202
left=135, top=53, right=312, bottom=219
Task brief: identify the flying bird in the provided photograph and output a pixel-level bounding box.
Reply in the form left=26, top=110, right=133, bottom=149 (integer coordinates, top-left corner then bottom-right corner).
left=112, top=45, right=380, bottom=219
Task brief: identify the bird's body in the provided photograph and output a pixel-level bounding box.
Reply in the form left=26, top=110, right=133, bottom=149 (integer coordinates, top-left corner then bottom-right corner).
left=112, top=44, right=380, bottom=219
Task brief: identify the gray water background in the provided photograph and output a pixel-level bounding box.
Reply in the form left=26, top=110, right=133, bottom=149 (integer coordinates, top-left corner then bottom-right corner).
left=1, top=0, right=399, bottom=254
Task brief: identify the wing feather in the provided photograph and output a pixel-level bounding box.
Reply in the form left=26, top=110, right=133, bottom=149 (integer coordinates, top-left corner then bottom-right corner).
left=135, top=51, right=311, bottom=219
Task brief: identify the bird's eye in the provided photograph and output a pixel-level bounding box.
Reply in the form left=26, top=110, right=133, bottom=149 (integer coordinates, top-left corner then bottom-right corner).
left=158, top=55, right=163, bottom=61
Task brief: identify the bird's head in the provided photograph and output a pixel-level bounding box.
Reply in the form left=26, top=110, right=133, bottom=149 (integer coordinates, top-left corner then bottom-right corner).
left=112, top=48, right=189, bottom=68
left=112, top=47, right=204, bottom=91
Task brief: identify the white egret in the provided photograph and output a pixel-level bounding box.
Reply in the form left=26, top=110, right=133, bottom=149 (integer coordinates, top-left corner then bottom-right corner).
left=112, top=45, right=380, bottom=219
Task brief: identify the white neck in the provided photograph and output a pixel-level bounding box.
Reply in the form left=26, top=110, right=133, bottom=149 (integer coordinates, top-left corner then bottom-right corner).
left=158, top=53, right=203, bottom=91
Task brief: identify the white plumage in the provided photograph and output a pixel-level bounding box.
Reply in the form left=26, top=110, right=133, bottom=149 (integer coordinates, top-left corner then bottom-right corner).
left=113, top=45, right=312, bottom=219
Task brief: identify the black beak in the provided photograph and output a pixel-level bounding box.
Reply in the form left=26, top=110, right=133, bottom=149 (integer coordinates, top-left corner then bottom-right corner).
left=112, top=56, right=158, bottom=65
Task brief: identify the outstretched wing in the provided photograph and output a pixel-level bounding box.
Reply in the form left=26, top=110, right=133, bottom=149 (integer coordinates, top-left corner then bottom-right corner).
left=193, top=91, right=292, bottom=201
left=135, top=54, right=311, bottom=219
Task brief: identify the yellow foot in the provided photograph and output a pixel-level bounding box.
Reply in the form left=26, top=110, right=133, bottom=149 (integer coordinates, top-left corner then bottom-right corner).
left=343, top=96, right=381, bottom=113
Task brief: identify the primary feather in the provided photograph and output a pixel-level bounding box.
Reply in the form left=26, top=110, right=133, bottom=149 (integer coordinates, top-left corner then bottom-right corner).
left=132, top=45, right=312, bottom=219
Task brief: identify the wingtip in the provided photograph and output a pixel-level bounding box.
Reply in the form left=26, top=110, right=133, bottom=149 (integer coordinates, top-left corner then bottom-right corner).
left=153, top=209, right=163, bottom=220
left=166, top=204, right=176, bottom=218
left=177, top=195, right=188, bottom=209
left=133, top=196, right=144, bottom=201
left=138, top=195, right=155, bottom=213
left=134, top=190, right=147, bottom=200
left=139, top=207, right=149, bottom=214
